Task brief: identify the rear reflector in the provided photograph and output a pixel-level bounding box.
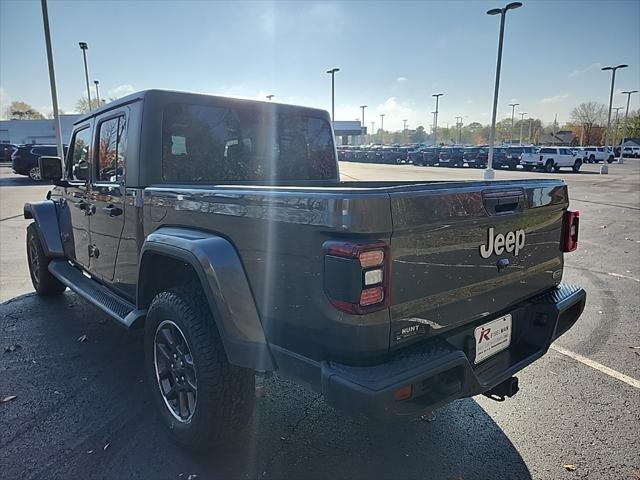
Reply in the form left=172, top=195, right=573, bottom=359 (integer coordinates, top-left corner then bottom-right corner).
left=561, top=210, right=580, bottom=252
left=394, top=385, right=413, bottom=401
left=360, top=286, right=384, bottom=306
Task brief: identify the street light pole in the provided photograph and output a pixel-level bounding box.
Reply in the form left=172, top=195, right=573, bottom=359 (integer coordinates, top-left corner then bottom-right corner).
left=371, top=122, right=375, bottom=142
left=360, top=105, right=367, bottom=142
left=93, top=80, right=100, bottom=105
left=618, top=90, right=638, bottom=164
left=528, top=117, right=533, bottom=144
left=611, top=106, right=623, bottom=150
left=601, top=64, right=628, bottom=174
left=380, top=114, right=385, bottom=144
left=41, top=0, right=64, bottom=160
left=78, top=42, right=92, bottom=111
left=518, top=111, right=527, bottom=145
left=455, top=116, right=463, bottom=144
left=403, top=119, right=408, bottom=131
left=508, top=103, right=519, bottom=145
left=432, top=93, right=444, bottom=146
left=484, top=2, right=522, bottom=180
left=326, top=67, right=340, bottom=124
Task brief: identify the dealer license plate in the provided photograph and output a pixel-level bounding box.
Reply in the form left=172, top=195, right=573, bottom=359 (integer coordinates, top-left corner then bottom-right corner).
left=474, top=314, right=512, bottom=364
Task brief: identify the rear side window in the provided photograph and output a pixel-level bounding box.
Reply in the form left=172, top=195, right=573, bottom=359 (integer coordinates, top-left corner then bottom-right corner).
left=162, top=103, right=337, bottom=182
left=68, top=127, right=92, bottom=181
left=96, top=116, right=127, bottom=183
left=540, top=148, right=556, bottom=154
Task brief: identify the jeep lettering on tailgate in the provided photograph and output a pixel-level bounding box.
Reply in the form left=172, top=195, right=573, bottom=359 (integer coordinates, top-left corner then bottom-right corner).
left=479, top=227, right=526, bottom=258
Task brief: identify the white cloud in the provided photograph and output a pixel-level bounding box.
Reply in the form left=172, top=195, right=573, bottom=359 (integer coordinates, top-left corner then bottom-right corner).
left=396, top=77, right=407, bottom=83
left=541, top=93, right=569, bottom=104
left=107, top=84, right=135, bottom=99
left=568, top=62, right=601, bottom=78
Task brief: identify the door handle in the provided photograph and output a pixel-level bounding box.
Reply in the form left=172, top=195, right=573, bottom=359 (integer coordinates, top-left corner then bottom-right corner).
left=103, top=205, right=123, bottom=217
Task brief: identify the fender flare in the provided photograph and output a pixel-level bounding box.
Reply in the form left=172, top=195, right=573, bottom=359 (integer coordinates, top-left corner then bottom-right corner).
left=139, top=227, right=275, bottom=371
left=23, top=200, right=64, bottom=258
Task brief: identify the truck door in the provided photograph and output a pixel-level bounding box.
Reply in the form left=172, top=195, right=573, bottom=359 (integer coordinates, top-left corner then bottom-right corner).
left=88, top=113, right=127, bottom=282
left=64, top=124, right=93, bottom=268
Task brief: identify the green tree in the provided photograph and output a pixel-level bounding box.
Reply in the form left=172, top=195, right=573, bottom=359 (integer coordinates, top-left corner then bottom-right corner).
left=4, top=101, right=45, bottom=120
left=410, top=126, right=427, bottom=143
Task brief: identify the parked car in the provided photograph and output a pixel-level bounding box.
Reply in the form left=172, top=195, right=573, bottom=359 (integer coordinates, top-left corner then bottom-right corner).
left=622, top=146, right=640, bottom=158
left=25, top=89, right=585, bottom=450
left=12, top=144, right=68, bottom=181
left=522, top=147, right=582, bottom=173
left=407, top=146, right=427, bottom=165
left=462, top=147, right=487, bottom=168
left=421, top=147, right=441, bottom=166
left=438, top=146, right=464, bottom=167
left=491, top=147, right=513, bottom=169
left=1, top=143, right=18, bottom=163
left=581, top=146, right=614, bottom=163
left=504, top=146, right=534, bottom=170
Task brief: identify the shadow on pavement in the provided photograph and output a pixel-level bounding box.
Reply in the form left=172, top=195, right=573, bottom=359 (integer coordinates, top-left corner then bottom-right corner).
left=0, top=175, right=44, bottom=187
left=1, top=292, right=532, bottom=480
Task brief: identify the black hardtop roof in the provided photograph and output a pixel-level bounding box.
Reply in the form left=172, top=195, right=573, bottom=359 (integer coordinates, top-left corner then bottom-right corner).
left=74, top=89, right=330, bottom=125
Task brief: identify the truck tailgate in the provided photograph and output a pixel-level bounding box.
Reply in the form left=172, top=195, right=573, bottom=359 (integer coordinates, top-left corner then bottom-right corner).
left=388, top=180, right=568, bottom=348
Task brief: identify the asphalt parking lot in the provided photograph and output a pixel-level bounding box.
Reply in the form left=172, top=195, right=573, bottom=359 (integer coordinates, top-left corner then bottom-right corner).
left=1, top=161, right=639, bottom=480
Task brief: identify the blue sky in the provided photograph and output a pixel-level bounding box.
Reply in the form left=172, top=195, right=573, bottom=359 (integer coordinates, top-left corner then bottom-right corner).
left=1, top=0, right=639, bottom=131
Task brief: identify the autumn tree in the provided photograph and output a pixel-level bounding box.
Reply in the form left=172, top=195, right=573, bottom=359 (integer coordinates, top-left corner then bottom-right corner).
left=4, top=101, right=45, bottom=120
left=570, top=102, right=606, bottom=145
left=410, top=126, right=427, bottom=143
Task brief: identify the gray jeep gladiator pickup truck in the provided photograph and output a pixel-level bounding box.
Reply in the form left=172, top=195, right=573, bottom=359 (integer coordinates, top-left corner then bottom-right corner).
left=25, top=90, right=585, bottom=450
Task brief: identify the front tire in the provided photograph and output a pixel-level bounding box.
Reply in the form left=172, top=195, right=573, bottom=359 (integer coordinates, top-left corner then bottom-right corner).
left=26, top=223, right=66, bottom=296
left=144, top=286, right=255, bottom=451
left=545, top=160, right=555, bottom=173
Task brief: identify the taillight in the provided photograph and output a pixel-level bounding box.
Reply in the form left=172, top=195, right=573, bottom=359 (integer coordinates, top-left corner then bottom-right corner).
left=324, top=241, right=390, bottom=314
left=561, top=210, right=580, bottom=252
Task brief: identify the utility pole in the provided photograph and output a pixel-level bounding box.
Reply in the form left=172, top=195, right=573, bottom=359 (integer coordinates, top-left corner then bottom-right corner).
left=528, top=117, right=533, bottom=144
left=518, top=112, right=527, bottom=145
left=380, top=114, right=385, bottom=144
left=611, top=106, right=623, bottom=150
left=618, top=90, right=638, bottom=163
left=78, top=42, right=92, bottom=110
left=403, top=119, right=408, bottom=131
left=360, top=105, right=367, bottom=142
left=371, top=122, right=375, bottom=143
left=41, top=0, right=64, bottom=160
left=455, top=116, right=463, bottom=144
left=508, top=103, right=519, bottom=145
left=432, top=93, right=444, bottom=146
left=552, top=113, right=557, bottom=144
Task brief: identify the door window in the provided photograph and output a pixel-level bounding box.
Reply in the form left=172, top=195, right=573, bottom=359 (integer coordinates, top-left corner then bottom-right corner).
left=96, top=115, right=127, bottom=183
left=68, top=127, right=92, bottom=181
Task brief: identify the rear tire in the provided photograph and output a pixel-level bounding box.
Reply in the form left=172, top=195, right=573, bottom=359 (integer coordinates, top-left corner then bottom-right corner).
left=572, top=159, right=582, bottom=173
left=28, top=166, right=41, bottom=181
left=26, top=223, right=66, bottom=296
left=144, top=285, right=255, bottom=451
left=545, top=160, right=555, bottom=173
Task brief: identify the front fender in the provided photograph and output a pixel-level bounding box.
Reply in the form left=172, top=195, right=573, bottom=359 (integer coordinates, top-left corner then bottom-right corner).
left=23, top=200, right=64, bottom=258
left=139, top=227, right=275, bottom=371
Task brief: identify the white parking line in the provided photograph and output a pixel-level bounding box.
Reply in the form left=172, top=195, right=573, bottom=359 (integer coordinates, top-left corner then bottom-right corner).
left=550, top=345, right=640, bottom=390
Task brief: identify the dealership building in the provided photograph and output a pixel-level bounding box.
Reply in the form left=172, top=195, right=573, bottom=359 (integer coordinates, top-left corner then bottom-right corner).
left=0, top=115, right=81, bottom=146
left=333, top=120, right=365, bottom=145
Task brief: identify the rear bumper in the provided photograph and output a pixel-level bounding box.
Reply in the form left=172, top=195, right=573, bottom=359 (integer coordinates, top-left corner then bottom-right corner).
left=273, top=283, right=585, bottom=421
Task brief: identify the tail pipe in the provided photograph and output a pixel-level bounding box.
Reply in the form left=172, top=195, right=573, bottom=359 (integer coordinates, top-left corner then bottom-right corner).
left=483, top=376, right=519, bottom=402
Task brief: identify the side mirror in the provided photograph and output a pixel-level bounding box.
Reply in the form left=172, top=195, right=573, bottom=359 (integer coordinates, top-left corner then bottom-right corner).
left=39, top=156, right=63, bottom=182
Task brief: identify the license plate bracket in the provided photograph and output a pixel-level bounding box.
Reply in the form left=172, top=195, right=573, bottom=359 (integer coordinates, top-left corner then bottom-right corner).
left=474, top=314, right=512, bottom=364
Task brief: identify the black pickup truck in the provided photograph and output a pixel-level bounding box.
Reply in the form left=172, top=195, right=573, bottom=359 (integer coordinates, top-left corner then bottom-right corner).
left=25, top=90, right=585, bottom=451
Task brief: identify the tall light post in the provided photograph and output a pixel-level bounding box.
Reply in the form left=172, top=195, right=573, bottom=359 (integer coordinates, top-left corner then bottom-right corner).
left=455, top=116, right=463, bottom=144
left=484, top=2, right=523, bottom=180
left=326, top=67, right=340, bottom=124
left=380, top=113, right=385, bottom=144
left=611, top=106, right=623, bottom=150
left=528, top=117, right=533, bottom=144
left=78, top=42, right=92, bottom=110
left=518, top=111, right=527, bottom=145
left=618, top=90, right=638, bottom=163
left=432, top=93, right=444, bottom=146
left=360, top=105, right=367, bottom=143
left=93, top=80, right=100, bottom=105
left=41, top=0, right=64, bottom=160
left=266, top=94, right=275, bottom=101
left=508, top=103, right=519, bottom=145
left=403, top=119, right=408, bottom=131
left=371, top=121, right=375, bottom=142
left=601, top=64, right=628, bottom=174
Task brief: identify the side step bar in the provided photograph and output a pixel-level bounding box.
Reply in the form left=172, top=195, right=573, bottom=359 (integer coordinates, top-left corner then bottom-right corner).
left=48, top=259, right=146, bottom=329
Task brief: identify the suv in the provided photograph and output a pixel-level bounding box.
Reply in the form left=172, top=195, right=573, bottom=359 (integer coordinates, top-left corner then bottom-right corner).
left=523, top=147, right=582, bottom=173
left=25, top=90, right=585, bottom=451
left=504, top=146, right=535, bottom=170
left=622, top=146, right=640, bottom=158
left=12, top=144, right=67, bottom=181
left=462, top=147, right=487, bottom=168
left=437, top=146, right=464, bottom=167
left=582, top=146, right=614, bottom=163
